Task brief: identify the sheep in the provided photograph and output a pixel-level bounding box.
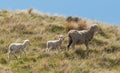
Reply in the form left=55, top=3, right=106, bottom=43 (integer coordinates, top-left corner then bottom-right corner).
left=8, top=40, right=30, bottom=60
left=67, top=24, right=98, bottom=50
left=46, top=35, right=64, bottom=52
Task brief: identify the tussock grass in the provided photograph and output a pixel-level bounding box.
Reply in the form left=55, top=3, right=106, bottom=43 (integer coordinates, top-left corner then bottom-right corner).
left=65, top=17, right=87, bottom=31
left=104, top=43, right=120, bottom=53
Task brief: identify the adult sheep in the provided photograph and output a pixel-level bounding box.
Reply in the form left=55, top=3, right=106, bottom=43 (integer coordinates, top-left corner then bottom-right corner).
left=67, top=24, right=99, bottom=50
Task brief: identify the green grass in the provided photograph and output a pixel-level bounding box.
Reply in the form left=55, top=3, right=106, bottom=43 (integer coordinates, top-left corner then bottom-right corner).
left=0, top=9, right=119, bottom=73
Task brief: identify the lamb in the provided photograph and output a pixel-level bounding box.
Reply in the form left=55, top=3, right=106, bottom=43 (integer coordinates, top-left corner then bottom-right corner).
left=67, top=24, right=98, bottom=50
left=8, top=40, right=30, bottom=59
left=46, top=35, right=64, bottom=52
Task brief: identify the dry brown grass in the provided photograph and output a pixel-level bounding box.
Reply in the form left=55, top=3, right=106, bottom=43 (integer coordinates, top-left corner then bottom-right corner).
left=59, top=60, right=71, bottom=73
left=65, top=22, right=75, bottom=31
left=77, top=19, right=87, bottom=30
left=65, top=17, right=87, bottom=31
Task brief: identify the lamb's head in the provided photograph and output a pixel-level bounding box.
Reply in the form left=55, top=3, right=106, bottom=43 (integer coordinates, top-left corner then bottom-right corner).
left=59, top=35, right=64, bottom=41
left=89, top=24, right=99, bottom=32
left=23, top=40, right=30, bottom=46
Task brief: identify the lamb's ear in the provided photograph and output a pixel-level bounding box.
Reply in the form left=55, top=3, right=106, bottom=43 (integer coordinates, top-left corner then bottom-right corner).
left=59, top=35, right=64, bottom=38
left=59, top=35, right=61, bottom=38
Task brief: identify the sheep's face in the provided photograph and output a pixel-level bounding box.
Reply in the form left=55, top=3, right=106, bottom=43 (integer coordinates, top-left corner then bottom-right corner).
left=90, top=24, right=99, bottom=32
left=24, top=40, right=30, bottom=45
left=59, top=35, right=64, bottom=41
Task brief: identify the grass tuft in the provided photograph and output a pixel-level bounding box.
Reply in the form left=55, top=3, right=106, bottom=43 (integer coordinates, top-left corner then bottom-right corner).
left=46, top=24, right=65, bottom=33
left=0, top=58, right=7, bottom=64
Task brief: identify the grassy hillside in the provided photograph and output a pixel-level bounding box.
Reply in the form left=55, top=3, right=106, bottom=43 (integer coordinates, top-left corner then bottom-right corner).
left=0, top=9, right=120, bottom=73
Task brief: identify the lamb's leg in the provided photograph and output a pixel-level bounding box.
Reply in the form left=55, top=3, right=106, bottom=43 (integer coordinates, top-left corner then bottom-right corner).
left=8, top=51, right=11, bottom=60
left=46, top=48, right=48, bottom=52
left=56, top=46, right=61, bottom=53
left=19, top=50, right=22, bottom=58
left=67, top=37, right=72, bottom=50
left=13, top=52, right=17, bottom=59
left=48, top=47, right=52, bottom=52
left=46, top=47, right=49, bottom=52
left=23, top=50, right=26, bottom=58
left=58, top=46, right=61, bottom=52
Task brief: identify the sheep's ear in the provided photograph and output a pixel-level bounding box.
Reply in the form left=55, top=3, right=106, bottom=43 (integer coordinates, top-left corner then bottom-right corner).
left=58, top=35, right=61, bottom=38
left=59, top=35, right=62, bottom=38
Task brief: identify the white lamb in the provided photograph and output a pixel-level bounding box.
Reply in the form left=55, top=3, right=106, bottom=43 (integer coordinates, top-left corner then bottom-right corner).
left=46, top=35, right=64, bottom=52
left=8, top=40, right=30, bottom=59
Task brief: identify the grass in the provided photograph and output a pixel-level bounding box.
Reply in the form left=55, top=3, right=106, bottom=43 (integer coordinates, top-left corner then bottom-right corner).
left=0, top=9, right=119, bottom=73
left=46, top=24, right=65, bottom=33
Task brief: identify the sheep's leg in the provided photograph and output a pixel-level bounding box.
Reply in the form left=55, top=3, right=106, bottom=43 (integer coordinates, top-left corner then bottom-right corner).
left=23, top=50, right=26, bottom=58
left=56, top=47, right=61, bottom=53
left=71, top=42, right=75, bottom=49
left=48, top=47, right=52, bottom=52
left=19, top=50, right=22, bottom=58
left=13, top=52, right=17, bottom=59
left=46, top=48, right=49, bottom=52
left=8, top=51, right=11, bottom=60
left=56, top=47, right=58, bottom=53
left=70, top=39, right=76, bottom=49
left=85, top=42, right=90, bottom=55
left=58, top=46, right=61, bottom=52
left=85, top=42, right=89, bottom=50
left=67, top=37, right=72, bottom=50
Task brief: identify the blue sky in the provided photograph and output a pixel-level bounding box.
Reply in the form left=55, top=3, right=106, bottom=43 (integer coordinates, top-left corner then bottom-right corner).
left=0, top=0, right=120, bottom=25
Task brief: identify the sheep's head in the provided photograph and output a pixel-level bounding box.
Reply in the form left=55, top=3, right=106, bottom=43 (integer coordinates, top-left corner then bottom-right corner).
left=23, top=40, right=30, bottom=46
left=89, top=24, right=99, bottom=32
left=59, top=35, right=64, bottom=41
